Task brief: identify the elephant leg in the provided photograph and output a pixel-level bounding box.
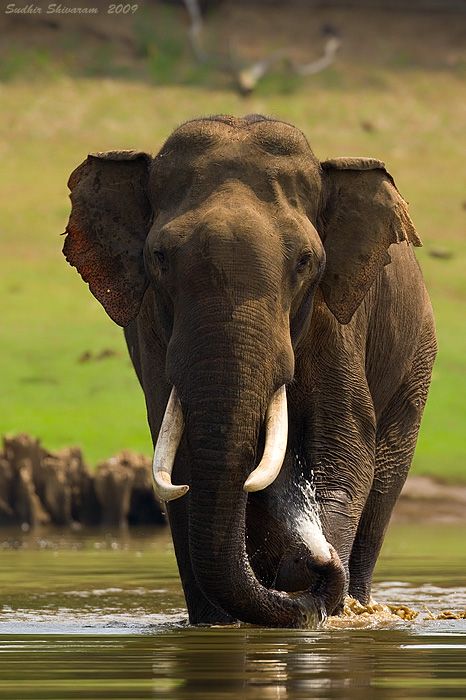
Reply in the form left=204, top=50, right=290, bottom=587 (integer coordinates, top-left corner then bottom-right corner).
left=348, top=329, right=436, bottom=603
left=167, top=496, right=235, bottom=625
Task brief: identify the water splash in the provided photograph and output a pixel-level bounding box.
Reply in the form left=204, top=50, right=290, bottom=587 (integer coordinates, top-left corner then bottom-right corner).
left=293, top=480, right=331, bottom=563
left=285, top=452, right=332, bottom=563
left=318, top=600, right=328, bottom=625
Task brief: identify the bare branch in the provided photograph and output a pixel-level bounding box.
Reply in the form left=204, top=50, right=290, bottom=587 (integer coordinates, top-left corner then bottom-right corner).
left=179, top=6, right=341, bottom=94
left=292, top=36, right=341, bottom=76
left=237, top=50, right=285, bottom=94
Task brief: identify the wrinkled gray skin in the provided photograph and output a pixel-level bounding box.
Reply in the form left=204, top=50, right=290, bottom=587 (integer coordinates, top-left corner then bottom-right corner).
left=63, top=115, right=436, bottom=628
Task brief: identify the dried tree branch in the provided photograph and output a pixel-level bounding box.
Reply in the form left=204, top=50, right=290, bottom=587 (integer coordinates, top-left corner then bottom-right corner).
left=292, top=36, right=341, bottom=76
left=180, top=4, right=341, bottom=94
left=237, top=50, right=286, bottom=94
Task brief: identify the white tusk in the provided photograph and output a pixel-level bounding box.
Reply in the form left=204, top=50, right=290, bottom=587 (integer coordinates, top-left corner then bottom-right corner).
left=152, top=387, right=189, bottom=502
left=243, top=385, right=288, bottom=493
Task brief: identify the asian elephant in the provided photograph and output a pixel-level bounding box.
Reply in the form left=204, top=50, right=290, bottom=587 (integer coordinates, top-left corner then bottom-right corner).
left=62, top=114, right=436, bottom=628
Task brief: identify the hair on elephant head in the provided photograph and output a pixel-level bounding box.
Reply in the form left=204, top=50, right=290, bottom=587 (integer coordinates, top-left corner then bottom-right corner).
left=63, top=115, right=435, bottom=628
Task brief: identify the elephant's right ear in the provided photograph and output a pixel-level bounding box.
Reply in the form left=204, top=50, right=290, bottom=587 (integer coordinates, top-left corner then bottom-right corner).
left=63, top=150, right=153, bottom=327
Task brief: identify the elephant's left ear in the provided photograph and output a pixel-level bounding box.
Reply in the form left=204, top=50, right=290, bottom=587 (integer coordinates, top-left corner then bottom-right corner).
left=319, top=157, right=421, bottom=325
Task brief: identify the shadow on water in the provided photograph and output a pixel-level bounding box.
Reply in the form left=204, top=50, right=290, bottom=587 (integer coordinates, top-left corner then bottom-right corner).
left=0, top=524, right=464, bottom=699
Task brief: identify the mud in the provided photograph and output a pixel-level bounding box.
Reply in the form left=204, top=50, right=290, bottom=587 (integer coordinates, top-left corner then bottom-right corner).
left=394, top=475, right=466, bottom=524
left=0, top=434, right=166, bottom=530
left=1, top=433, right=465, bottom=530
left=326, top=597, right=466, bottom=629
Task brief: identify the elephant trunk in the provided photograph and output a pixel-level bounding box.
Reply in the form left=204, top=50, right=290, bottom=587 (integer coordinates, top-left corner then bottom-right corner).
left=165, top=299, right=345, bottom=627
left=184, top=384, right=344, bottom=628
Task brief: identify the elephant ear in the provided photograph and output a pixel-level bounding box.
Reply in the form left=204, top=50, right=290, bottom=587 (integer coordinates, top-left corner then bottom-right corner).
left=63, top=150, right=152, bottom=327
left=319, top=157, right=421, bottom=324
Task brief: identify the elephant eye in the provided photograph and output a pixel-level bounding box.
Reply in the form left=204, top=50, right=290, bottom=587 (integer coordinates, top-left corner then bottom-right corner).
left=296, top=252, right=312, bottom=273
left=154, top=249, right=167, bottom=267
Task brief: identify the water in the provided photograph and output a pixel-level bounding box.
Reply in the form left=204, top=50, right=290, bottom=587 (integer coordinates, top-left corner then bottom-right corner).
left=0, top=524, right=464, bottom=699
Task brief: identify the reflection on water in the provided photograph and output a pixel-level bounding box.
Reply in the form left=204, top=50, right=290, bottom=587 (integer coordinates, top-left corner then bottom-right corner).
left=0, top=524, right=464, bottom=699
left=1, top=628, right=466, bottom=700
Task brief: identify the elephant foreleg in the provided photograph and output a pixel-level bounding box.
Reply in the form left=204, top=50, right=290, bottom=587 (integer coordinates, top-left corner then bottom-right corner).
left=348, top=327, right=436, bottom=603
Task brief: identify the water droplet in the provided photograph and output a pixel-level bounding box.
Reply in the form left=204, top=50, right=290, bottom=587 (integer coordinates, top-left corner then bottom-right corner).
left=318, top=601, right=328, bottom=625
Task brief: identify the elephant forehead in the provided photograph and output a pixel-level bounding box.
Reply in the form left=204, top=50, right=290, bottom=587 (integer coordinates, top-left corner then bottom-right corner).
left=150, top=130, right=320, bottom=214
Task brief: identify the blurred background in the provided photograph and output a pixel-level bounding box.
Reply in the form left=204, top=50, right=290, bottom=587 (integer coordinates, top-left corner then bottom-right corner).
left=1, top=0, right=465, bottom=481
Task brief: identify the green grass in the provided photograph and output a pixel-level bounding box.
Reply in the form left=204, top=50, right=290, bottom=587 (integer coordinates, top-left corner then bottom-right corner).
left=0, top=68, right=464, bottom=477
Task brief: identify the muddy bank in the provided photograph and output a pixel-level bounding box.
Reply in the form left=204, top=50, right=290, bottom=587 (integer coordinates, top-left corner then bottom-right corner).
left=394, top=475, right=466, bottom=524
left=1, top=434, right=464, bottom=529
left=0, top=434, right=166, bottom=530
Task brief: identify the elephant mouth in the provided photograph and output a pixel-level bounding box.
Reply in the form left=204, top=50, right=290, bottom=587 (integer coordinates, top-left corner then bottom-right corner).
left=152, top=384, right=289, bottom=502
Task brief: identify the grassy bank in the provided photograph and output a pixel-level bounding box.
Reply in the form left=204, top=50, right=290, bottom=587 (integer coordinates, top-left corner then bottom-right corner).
left=0, top=12, right=464, bottom=478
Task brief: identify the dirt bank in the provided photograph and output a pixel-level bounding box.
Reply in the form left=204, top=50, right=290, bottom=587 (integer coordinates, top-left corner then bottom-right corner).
left=1, top=434, right=464, bottom=529
left=0, top=434, right=166, bottom=530
left=393, top=475, right=466, bottom=524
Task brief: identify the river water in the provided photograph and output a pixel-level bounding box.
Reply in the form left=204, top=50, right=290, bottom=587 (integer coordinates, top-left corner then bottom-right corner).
left=0, top=523, right=464, bottom=699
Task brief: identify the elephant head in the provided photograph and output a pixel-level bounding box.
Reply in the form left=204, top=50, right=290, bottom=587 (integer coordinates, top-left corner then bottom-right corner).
left=63, top=115, right=419, bottom=627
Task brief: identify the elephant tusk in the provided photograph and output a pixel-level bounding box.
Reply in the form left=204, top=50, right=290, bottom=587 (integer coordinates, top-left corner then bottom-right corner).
left=152, top=387, right=189, bottom=502
left=243, top=385, right=288, bottom=493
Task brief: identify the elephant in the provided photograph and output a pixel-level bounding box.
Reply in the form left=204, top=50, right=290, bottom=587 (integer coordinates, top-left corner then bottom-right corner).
left=62, top=114, right=436, bottom=628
